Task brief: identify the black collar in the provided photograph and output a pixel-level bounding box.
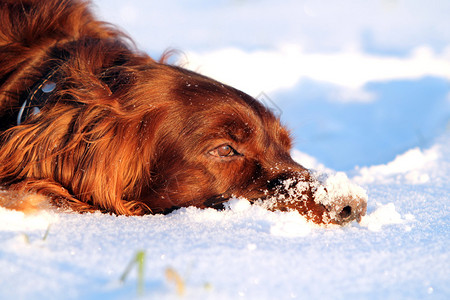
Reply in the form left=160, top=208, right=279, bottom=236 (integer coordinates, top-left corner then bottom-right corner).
left=17, top=67, right=59, bottom=125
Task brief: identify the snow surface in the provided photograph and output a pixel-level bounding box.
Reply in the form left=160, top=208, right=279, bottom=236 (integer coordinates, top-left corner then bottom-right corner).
left=1, top=134, right=448, bottom=300
left=1, top=0, right=449, bottom=299
left=0, top=134, right=450, bottom=299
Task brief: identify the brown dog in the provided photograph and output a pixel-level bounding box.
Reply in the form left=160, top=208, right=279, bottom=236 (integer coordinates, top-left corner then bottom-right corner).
left=0, top=0, right=366, bottom=225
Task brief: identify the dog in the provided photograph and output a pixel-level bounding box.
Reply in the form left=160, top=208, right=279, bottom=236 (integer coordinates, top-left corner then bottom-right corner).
left=0, top=0, right=367, bottom=225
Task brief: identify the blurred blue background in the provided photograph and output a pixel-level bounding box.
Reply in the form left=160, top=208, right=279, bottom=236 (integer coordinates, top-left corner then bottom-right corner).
left=95, top=0, right=450, bottom=171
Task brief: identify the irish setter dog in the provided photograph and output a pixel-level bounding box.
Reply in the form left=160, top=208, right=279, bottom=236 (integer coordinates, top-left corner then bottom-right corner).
left=0, top=0, right=366, bottom=225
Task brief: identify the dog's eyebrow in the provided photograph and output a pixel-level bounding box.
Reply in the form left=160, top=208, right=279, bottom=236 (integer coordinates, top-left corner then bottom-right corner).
left=226, top=130, right=243, bottom=143
left=222, top=118, right=255, bottom=143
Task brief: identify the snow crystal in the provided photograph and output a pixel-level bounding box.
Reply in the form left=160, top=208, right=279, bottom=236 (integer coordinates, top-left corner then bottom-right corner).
left=269, top=211, right=312, bottom=237
left=359, top=203, right=414, bottom=232
left=353, top=146, right=440, bottom=184
left=0, top=207, right=59, bottom=231
left=246, top=243, right=257, bottom=251
left=224, top=198, right=314, bottom=237
left=313, top=172, right=368, bottom=207
left=223, top=197, right=252, bottom=212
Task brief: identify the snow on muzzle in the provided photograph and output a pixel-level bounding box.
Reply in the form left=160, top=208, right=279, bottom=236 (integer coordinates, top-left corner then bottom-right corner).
left=258, top=171, right=368, bottom=225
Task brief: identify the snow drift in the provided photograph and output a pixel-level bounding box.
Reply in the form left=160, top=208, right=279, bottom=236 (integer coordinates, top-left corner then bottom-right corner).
left=1, top=132, right=449, bottom=299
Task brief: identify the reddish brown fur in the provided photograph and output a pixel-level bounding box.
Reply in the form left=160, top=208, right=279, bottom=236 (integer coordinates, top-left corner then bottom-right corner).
left=0, top=0, right=366, bottom=224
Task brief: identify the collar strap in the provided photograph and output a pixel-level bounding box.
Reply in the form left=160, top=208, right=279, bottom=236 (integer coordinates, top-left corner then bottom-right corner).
left=17, top=67, right=59, bottom=125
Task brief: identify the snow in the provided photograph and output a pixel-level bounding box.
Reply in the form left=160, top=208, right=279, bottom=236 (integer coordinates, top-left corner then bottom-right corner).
left=181, top=45, right=450, bottom=98
left=353, top=146, right=440, bottom=185
left=0, top=207, right=58, bottom=231
left=1, top=136, right=448, bottom=300
left=1, top=0, right=449, bottom=299
left=313, top=172, right=368, bottom=206
left=359, top=203, right=414, bottom=232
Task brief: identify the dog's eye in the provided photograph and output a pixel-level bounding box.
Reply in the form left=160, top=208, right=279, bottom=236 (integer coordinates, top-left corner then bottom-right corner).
left=209, top=145, right=239, bottom=158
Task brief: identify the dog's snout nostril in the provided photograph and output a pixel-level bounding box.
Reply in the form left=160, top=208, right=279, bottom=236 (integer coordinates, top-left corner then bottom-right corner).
left=339, top=206, right=352, bottom=219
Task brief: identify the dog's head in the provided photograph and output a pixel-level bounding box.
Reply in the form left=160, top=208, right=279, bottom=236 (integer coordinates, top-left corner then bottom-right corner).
left=131, top=65, right=367, bottom=225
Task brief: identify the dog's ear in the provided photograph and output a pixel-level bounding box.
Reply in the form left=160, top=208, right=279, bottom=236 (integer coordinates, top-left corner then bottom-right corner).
left=0, top=49, right=162, bottom=216
left=0, top=103, right=152, bottom=214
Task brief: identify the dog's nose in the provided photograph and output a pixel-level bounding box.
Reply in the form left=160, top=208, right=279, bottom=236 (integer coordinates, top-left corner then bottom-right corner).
left=263, top=170, right=367, bottom=225
left=340, top=206, right=352, bottom=219
left=325, top=194, right=367, bottom=225
left=310, top=172, right=368, bottom=225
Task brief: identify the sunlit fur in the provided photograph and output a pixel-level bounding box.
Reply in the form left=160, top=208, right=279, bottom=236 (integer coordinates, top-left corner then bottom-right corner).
left=0, top=0, right=366, bottom=224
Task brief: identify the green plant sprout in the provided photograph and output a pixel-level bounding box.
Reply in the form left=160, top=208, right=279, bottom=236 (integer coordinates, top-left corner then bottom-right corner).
left=120, top=250, right=146, bottom=296
left=21, top=224, right=52, bottom=244
left=42, top=224, right=51, bottom=241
